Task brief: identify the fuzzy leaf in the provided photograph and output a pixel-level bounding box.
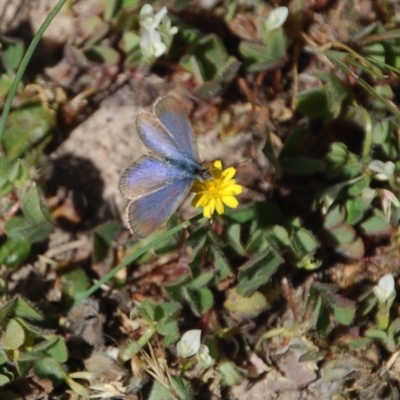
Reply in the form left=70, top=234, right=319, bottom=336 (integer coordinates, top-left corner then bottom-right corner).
left=33, top=357, right=67, bottom=387
left=3, top=102, right=55, bottom=161
left=0, top=237, right=31, bottom=268
left=359, top=209, right=391, bottom=236
left=224, top=288, right=268, bottom=318
left=2, top=319, right=25, bottom=350
left=212, top=246, right=233, bottom=281
left=237, top=247, right=283, bottom=296
left=93, top=220, right=121, bottom=263
left=184, top=287, right=213, bottom=317
left=0, top=297, right=42, bottom=325
left=344, top=197, right=368, bottom=225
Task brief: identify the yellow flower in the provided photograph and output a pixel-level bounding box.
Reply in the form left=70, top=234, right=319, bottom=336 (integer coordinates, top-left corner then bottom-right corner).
left=191, top=160, right=243, bottom=218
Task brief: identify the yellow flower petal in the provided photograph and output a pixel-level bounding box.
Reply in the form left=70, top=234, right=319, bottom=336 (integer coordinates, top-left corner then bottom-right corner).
left=213, top=160, right=223, bottom=170
left=222, top=167, right=236, bottom=180
left=222, top=196, right=239, bottom=208
left=191, top=160, right=242, bottom=219
left=216, top=197, right=224, bottom=214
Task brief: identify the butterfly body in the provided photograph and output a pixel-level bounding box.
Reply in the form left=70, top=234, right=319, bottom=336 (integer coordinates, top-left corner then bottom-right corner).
left=119, top=96, right=208, bottom=238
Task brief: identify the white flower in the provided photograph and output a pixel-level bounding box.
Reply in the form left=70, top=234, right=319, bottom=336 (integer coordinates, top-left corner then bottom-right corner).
left=379, top=189, right=400, bottom=220
left=139, top=4, right=167, bottom=30
left=140, top=29, right=167, bottom=61
left=373, top=274, right=396, bottom=303
left=176, top=329, right=201, bottom=358
left=264, top=6, right=289, bottom=32
left=368, top=160, right=395, bottom=181
left=196, top=344, right=213, bottom=368
left=159, top=15, right=178, bottom=47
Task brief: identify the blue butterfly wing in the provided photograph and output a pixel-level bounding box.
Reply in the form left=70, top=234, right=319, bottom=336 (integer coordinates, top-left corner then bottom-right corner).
left=119, top=156, right=186, bottom=200
left=137, top=112, right=189, bottom=163
left=154, top=96, right=197, bottom=159
left=125, top=178, right=193, bottom=238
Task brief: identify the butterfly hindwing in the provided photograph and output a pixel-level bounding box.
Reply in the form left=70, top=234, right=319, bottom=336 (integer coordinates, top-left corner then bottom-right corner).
left=119, top=156, right=186, bottom=200
left=125, top=178, right=193, bottom=238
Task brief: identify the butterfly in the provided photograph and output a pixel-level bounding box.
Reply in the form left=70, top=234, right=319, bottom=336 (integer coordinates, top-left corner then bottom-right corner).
left=119, top=96, right=210, bottom=238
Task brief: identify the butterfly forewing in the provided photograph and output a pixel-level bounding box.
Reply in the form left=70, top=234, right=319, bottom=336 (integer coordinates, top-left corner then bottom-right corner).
left=125, top=178, right=192, bottom=238
left=154, top=96, right=197, bottom=159
left=137, top=112, right=188, bottom=162
left=119, top=156, right=187, bottom=200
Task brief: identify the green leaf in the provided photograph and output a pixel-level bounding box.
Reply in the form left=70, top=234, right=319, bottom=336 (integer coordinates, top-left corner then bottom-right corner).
left=0, top=374, right=11, bottom=387
left=1, top=319, right=25, bottom=350
left=0, top=37, right=24, bottom=72
left=328, top=225, right=357, bottom=245
left=3, top=102, right=55, bottom=161
left=324, top=142, right=362, bottom=179
left=224, top=206, right=256, bottom=223
left=316, top=302, right=331, bottom=336
left=122, top=31, right=142, bottom=66
left=323, top=292, right=355, bottom=325
left=104, top=0, right=121, bottom=21
left=336, top=237, right=364, bottom=259
left=22, top=187, right=51, bottom=224
left=372, top=120, right=390, bottom=144
left=388, top=318, right=400, bottom=336
left=5, top=216, right=52, bottom=243
left=33, top=357, right=67, bottom=387
left=365, top=327, right=388, bottom=341
left=13, top=317, right=46, bottom=339
left=0, top=74, right=14, bottom=97
left=0, top=297, right=42, bottom=325
left=93, top=220, right=121, bottom=263
left=62, top=268, right=90, bottom=305
left=184, top=287, right=213, bottom=316
left=147, top=301, right=181, bottom=322
left=224, top=288, right=268, bottom=318
left=157, top=319, right=179, bottom=347
left=324, top=205, right=345, bottom=229
left=237, top=247, right=283, bottom=296
left=297, top=87, right=331, bottom=118
left=218, top=360, right=246, bottom=386
left=188, top=270, right=214, bottom=289
left=332, top=303, right=356, bottom=325
left=245, top=229, right=268, bottom=253
left=226, top=224, right=245, bottom=255
left=241, top=29, right=287, bottom=72
left=344, top=197, right=368, bottom=225
left=85, top=45, right=120, bottom=65
left=181, top=34, right=231, bottom=82
left=39, top=337, right=68, bottom=363
left=270, top=225, right=291, bottom=247
left=359, top=209, right=391, bottom=236
left=0, top=237, right=31, bottom=268
left=345, top=175, right=370, bottom=196
left=193, top=58, right=241, bottom=100
left=349, top=338, right=371, bottom=348
left=0, top=156, right=12, bottom=196
left=148, top=381, right=175, bottom=400
left=211, top=246, right=233, bottom=281
left=8, top=159, right=28, bottom=186
left=293, top=228, right=319, bottom=254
